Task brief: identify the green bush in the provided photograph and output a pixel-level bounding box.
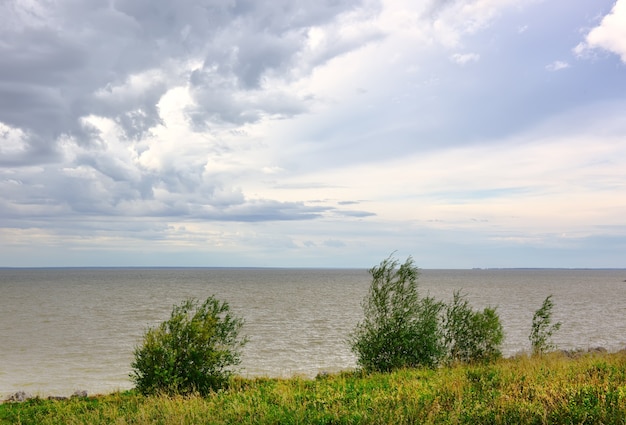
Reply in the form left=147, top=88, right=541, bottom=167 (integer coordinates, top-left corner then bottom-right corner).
left=349, top=256, right=445, bottom=372
left=529, top=294, right=561, bottom=355
left=131, top=296, right=247, bottom=396
left=443, top=291, right=504, bottom=364
left=350, top=255, right=505, bottom=372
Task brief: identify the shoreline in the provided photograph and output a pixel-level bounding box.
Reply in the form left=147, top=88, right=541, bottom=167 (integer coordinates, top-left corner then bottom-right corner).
left=3, top=351, right=626, bottom=424
left=4, top=346, right=623, bottom=403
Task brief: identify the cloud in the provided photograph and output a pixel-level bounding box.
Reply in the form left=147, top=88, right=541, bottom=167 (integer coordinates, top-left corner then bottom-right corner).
left=424, top=0, right=520, bottom=47
left=323, top=239, right=346, bottom=248
left=0, top=0, right=382, bottom=165
left=574, top=0, right=626, bottom=62
left=545, top=60, right=570, bottom=71
left=2, top=0, right=626, bottom=267
left=450, top=52, right=480, bottom=65
left=0, top=0, right=384, bottom=231
left=0, top=123, right=29, bottom=157
left=335, top=210, right=377, bottom=218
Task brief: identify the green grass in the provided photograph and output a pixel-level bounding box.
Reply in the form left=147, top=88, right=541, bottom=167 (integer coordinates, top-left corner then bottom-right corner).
left=3, top=351, right=626, bottom=424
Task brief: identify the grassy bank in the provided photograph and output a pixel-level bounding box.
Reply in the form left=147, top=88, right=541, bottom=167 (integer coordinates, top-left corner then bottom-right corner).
left=3, top=351, right=626, bottom=424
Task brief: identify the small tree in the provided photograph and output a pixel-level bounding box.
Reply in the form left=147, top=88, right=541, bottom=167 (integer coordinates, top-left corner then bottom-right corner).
left=529, top=295, right=561, bottom=355
left=131, top=296, right=247, bottom=396
left=443, top=291, right=504, bottom=364
left=349, top=256, right=445, bottom=372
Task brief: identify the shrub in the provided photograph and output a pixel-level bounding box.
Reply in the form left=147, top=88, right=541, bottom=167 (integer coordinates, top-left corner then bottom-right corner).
left=349, top=256, right=445, bottom=372
left=350, top=255, right=505, bottom=372
left=443, top=291, right=504, bottom=364
left=131, top=296, right=247, bottom=396
left=529, top=295, right=561, bottom=355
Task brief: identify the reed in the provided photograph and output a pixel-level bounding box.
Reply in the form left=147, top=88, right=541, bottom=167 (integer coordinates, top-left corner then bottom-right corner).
left=3, top=351, right=626, bottom=424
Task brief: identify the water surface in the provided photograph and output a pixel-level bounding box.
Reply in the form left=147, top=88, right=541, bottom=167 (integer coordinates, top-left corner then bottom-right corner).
left=1, top=268, right=625, bottom=398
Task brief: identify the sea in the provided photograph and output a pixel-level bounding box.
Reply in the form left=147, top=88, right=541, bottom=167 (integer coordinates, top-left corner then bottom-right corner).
left=1, top=268, right=625, bottom=399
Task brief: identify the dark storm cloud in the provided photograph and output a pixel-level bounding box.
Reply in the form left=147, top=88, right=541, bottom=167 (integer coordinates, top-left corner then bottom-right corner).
left=0, top=0, right=382, bottom=228
left=0, top=0, right=381, bottom=163
left=0, top=153, right=335, bottom=226
left=185, top=0, right=384, bottom=126
left=0, top=170, right=334, bottom=230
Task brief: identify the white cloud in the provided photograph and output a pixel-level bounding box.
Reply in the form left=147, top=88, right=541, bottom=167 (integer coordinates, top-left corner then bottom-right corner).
left=0, top=123, right=29, bottom=157
left=575, top=0, right=626, bottom=62
left=451, top=52, right=480, bottom=65
left=427, top=0, right=521, bottom=47
left=259, top=105, right=626, bottom=235
left=546, top=60, right=570, bottom=71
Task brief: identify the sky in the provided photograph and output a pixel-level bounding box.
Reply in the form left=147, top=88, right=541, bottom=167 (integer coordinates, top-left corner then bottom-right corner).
left=1, top=0, right=625, bottom=268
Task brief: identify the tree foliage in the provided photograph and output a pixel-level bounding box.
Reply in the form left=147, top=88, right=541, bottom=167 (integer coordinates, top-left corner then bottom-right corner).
left=349, top=256, right=444, bottom=372
left=529, top=295, right=561, bottom=355
left=443, top=291, right=504, bottom=364
left=131, top=296, right=247, bottom=396
left=350, top=256, right=505, bottom=373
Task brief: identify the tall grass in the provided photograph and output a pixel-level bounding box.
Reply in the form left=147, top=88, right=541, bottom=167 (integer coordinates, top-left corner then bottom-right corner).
left=3, top=351, right=626, bottom=424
